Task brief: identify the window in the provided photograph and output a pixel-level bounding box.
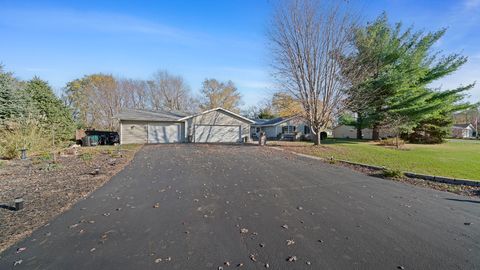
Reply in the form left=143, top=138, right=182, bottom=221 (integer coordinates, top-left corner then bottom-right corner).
left=256, top=127, right=260, bottom=132
left=282, top=126, right=296, bottom=133
left=304, top=125, right=310, bottom=134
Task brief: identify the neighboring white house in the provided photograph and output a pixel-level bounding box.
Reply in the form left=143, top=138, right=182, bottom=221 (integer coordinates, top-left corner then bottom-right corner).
left=251, top=116, right=331, bottom=140
left=333, top=125, right=392, bottom=139
left=333, top=125, right=370, bottom=139
left=115, top=107, right=254, bottom=144
left=451, top=124, right=476, bottom=139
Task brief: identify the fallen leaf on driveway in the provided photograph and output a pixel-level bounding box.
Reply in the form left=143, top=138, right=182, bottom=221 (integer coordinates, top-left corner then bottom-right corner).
left=153, top=203, right=160, bottom=208
left=69, top=223, right=79, bottom=229
left=13, top=259, right=23, bottom=266
left=240, top=228, right=249, bottom=234
left=250, top=254, right=257, bottom=262
left=16, top=247, right=26, bottom=253
left=286, top=256, right=297, bottom=262
left=281, top=224, right=289, bottom=229
left=286, top=239, right=295, bottom=246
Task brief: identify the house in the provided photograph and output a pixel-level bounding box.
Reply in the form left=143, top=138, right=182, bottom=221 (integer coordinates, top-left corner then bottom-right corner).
left=116, top=107, right=254, bottom=144
left=251, top=116, right=319, bottom=140
left=451, top=124, right=476, bottom=139
left=333, top=125, right=392, bottom=139
left=333, top=125, right=372, bottom=139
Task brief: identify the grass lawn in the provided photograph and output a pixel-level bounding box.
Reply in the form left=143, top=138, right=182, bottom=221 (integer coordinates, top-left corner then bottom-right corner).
left=272, top=139, right=480, bottom=180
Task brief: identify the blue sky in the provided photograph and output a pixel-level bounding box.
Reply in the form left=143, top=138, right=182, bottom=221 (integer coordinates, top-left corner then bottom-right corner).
left=0, top=0, right=479, bottom=108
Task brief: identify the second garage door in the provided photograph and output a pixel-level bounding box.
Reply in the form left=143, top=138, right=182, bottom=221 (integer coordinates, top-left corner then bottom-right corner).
left=194, top=125, right=240, bottom=143
left=148, top=123, right=180, bottom=143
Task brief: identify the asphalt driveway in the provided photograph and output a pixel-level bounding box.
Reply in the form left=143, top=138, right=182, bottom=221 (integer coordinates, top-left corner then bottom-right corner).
left=1, top=144, right=479, bottom=269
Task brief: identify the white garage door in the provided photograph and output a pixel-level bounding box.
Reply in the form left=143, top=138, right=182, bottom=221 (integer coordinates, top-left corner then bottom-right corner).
left=148, top=123, right=180, bottom=143
left=194, top=125, right=240, bottom=143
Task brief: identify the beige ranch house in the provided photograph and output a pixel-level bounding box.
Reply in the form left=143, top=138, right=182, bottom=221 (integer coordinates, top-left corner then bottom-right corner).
left=116, top=108, right=254, bottom=144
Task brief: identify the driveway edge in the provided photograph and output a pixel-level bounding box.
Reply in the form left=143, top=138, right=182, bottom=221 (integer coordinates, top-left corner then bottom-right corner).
left=268, top=146, right=480, bottom=187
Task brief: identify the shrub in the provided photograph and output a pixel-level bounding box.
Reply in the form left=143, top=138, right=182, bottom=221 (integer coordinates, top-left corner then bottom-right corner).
left=379, top=137, right=405, bottom=148
left=80, top=152, right=93, bottom=161
left=0, top=115, right=53, bottom=159
left=39, top=152, right=54, bottom=161
left=383, top=168, right=403, bottom=178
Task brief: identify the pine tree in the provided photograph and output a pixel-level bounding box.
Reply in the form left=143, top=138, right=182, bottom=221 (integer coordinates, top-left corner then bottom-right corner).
left=25, top=77, right=75, bottom=141
left=0, top=65, right=29, bottom=120
left=343, top=14, right=473, bottom=142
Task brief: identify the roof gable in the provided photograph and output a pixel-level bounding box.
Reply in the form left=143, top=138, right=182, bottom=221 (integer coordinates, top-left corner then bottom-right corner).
left=180, top=107, right=255, bottom=124
left=453, top=124, right=475, bottom=129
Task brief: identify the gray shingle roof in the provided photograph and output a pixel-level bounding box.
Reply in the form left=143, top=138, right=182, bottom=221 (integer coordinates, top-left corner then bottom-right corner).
left=453, top=124, right=473, bottom=129
left=252, top=116, right=298, bottom=126
left=115, top=109, right=189, bottom=122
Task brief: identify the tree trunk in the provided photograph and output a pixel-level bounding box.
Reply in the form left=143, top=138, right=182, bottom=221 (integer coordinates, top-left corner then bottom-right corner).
left=356, top=115, right=363, bottom=139
left=372, top=125, right=380, bottom=140
left=313, top=132, right=321, bottom=146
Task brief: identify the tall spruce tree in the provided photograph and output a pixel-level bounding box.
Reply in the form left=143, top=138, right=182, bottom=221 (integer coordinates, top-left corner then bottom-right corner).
left=343, top=14, right=473, bottom=142
left=25, top=77, right=75, bottom=141
left=0, top=65, right=29, bottom=120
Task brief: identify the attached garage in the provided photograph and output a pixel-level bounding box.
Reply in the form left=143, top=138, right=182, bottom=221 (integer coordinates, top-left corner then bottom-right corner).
left=194, top=125, right=241, bottom=143
left=181, top=108, right=254, bottom=143
left=147, top=123, right=181, bottom=143
left=116, top=109, right=187, bottom=144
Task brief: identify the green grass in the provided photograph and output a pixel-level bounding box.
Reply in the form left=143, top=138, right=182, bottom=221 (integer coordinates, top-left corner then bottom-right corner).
left=276, top=139, right=480, bottom=180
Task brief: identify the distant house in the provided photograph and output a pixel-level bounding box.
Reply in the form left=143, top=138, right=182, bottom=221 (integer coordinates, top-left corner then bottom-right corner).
left=451, top=124, right=476, bottom=139
left=333, top=125, right=369, bottom=139
left=333, top=125, right=392, bottom=140
left=251, top=116, right=313, bottom=140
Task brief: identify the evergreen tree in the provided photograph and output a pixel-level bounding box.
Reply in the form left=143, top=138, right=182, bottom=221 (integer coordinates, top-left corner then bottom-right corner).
left=25, top=77, right=75, bottom=141
left=0, top=65, right=29, bottom=120
left=343, top=14, right=473, bottom=142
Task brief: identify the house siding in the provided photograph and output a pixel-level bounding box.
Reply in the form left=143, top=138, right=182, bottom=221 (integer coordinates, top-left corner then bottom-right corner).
left=333, top=125, right=395, bottom=139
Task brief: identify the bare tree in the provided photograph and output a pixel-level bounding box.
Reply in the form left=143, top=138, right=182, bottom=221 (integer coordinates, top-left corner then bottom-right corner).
left=118, top=79, right=149, bottom=110
left=149, top=70, right=194, bottom=112
left=269, top=0, right=354, bottom=145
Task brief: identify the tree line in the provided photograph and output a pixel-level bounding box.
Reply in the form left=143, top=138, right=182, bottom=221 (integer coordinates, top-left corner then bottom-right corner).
left=0, top=65, right=244, bottom=157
